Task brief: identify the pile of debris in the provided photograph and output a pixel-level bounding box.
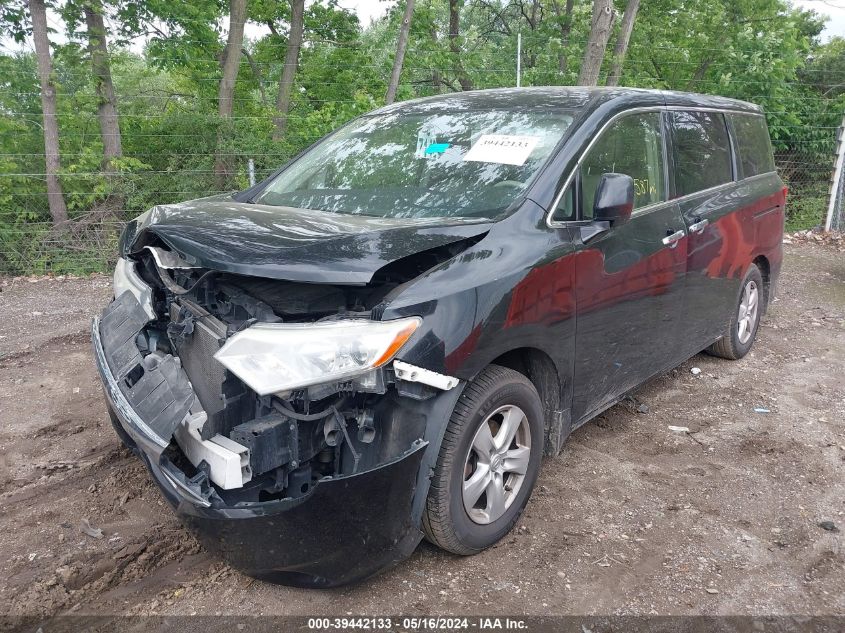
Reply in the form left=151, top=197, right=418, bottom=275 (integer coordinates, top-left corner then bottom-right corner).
left=783, top=229, right=845, bottom=250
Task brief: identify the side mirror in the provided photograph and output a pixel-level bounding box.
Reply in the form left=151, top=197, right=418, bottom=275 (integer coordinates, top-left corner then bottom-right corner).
left=593, top=173, right=634, bottom=225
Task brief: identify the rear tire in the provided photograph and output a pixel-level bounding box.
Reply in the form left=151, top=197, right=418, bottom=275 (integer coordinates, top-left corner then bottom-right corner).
left=422, top=365, right=544, bottom=555
left=708, top=264, right=765, bottom=360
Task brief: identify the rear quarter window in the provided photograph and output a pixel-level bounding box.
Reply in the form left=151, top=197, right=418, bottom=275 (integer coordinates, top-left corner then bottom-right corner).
left=670, top=111, right=733, bottom=197
left=730, top=113, right=775, bottom=179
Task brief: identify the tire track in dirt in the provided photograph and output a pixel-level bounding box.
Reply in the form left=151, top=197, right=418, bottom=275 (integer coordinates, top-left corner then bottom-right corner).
left=0, top=328, right=209, bottom=617
left=0, top=442, right=207, bottom=617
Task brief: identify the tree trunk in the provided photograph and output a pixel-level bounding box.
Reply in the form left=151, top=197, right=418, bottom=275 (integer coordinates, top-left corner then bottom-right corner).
left=242, top=47, right=268, bottom=105
left=430, top=25, right=442, bottom=93
left=272, top=0, right=304, bottom=141
left=85, top=0, right=121, bottom=168
left=385, top=0, right=415, bottom=105
left=29, top=0, right=68, bottom=224
left=577, top=0, right=615, bottom=86
left=449, top=0, right=472, bottom=91
left=686, top=58, right=713, bottom=90
left=215, top=0, right=247, bottom=186
left=552, top=0, right=574, bottom=74
left=606, top=0, right=639, bottom=86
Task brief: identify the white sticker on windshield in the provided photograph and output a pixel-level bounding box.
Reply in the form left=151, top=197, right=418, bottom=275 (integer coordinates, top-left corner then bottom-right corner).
left=463, top=134, right=540, bottom=166
left=415, top=130, right=438, bottom=158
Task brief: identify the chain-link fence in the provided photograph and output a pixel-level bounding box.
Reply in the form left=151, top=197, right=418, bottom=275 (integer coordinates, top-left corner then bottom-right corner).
left=0, top=219, right=124, bottom=277
left=1, top=130, right=839, bottom=278
left=777, top=149, right=836, bottom=228
left=1, top=29, right=843, bottom=277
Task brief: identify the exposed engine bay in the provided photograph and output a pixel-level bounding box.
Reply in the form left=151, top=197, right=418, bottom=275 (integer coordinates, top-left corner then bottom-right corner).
left=104, top=243, right=461, bottom=506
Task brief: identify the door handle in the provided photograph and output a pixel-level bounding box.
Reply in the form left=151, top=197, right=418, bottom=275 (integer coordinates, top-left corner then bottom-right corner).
left=689, top=219, right=709, bottom=234
left=662, top=229, right=685, bottom=248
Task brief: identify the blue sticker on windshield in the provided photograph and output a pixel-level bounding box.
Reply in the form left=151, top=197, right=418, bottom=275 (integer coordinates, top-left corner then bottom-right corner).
left=425, top=142, right=450, bottom=155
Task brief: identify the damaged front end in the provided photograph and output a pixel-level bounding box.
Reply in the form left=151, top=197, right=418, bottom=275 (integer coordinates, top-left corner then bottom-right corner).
left=93, top=244, right=463, bottom=586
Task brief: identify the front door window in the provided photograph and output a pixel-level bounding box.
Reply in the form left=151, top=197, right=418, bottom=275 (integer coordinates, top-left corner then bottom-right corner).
left=580, top=112, right=666, bottom=218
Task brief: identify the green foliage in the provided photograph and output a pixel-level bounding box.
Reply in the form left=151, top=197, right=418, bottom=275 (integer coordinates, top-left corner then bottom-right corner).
left=0, top=0, right=843, bottom=275
left=785, top=182, right=829, bottom=232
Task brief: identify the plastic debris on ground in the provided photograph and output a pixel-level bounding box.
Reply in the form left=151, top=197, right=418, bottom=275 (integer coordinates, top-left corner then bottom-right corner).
left=79, top=518, right=104, bottom=539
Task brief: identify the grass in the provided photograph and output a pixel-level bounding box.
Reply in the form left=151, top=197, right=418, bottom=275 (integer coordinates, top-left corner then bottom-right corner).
left=785, top=183, right=829, bottom=232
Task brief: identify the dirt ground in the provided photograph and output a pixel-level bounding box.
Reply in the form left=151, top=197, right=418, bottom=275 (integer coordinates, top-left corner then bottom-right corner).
left=0, top=242, right=843, bottom=621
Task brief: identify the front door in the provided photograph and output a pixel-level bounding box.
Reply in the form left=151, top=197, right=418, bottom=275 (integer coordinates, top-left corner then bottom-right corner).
left=566, top=111, right=689, bottom=423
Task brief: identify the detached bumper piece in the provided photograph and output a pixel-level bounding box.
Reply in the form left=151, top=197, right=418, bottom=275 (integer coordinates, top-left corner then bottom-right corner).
left=94, top=292, right=193, bottom=457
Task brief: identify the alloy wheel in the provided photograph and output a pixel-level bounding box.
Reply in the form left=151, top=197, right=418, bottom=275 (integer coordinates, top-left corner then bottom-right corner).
left=462, top=405, right=531, bottom=525
left=737, top=279, right=759, bottom=344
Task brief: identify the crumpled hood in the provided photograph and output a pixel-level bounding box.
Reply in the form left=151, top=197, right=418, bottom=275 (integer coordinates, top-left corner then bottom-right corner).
left=122, top=195, right=493, bottom=284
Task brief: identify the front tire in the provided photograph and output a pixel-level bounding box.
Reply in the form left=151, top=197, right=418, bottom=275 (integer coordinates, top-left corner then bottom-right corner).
left=708, top=263, right=765, bottom=360
left=422, top=365, right=544, bottom=555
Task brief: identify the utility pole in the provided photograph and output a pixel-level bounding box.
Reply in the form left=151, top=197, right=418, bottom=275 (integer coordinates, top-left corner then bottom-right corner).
left=825, top=115, right=845, bottom=231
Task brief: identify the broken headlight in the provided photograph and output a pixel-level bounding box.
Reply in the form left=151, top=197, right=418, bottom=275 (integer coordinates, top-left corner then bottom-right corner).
left=213, top=317, right=421, bottom=396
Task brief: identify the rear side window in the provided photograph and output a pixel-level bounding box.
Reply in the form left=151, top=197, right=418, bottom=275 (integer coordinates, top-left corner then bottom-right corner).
left=730, top=114, right=775, bottom=178
left=671, top=111, right=732, bottom=197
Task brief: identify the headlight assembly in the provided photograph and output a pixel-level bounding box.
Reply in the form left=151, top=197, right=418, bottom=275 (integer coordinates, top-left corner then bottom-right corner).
left=213, top=317, right=421, bottom=395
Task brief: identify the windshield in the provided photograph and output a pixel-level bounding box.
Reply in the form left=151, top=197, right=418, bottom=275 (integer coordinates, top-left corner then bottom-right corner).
left=253, top=109, right=573, bottom=220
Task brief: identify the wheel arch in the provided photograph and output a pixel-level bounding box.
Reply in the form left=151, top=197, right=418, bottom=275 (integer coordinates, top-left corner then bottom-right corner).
left=489, top=347, right=570, bottom=456
left=752, top=254, right=771, bottom=314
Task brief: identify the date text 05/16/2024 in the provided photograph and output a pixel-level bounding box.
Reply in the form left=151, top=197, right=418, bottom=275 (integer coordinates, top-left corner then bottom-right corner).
left=306, top=617, right=529, bottom=631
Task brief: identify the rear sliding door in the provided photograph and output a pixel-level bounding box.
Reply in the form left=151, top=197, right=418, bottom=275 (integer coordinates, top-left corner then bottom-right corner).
left=669, top=110, right=741, bottom=355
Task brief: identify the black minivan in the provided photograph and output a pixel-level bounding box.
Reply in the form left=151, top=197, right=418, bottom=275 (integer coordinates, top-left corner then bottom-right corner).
left=93, top=87, right=785, bottom=586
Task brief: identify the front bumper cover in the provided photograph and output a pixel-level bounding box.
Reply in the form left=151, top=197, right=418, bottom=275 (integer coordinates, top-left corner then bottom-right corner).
left=92, top=314, right=428, bottom=587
